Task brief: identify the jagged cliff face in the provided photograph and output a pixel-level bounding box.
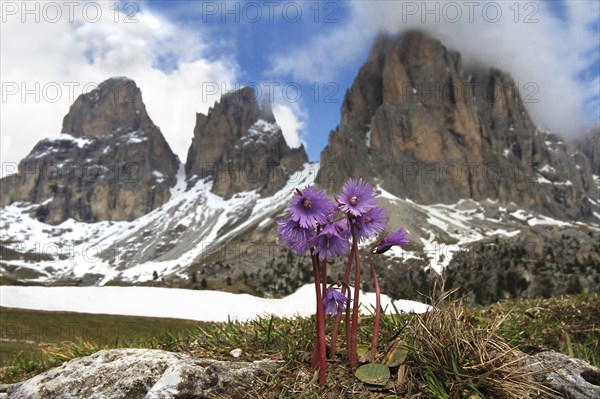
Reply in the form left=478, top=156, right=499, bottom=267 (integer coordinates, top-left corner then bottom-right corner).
left=0, top=77, right=180, bottom=224
left=316, top=31, right=598, bottom=221
left=575, top=129, right=600, bottom=176
left=185, top=86, right=307, bottom=198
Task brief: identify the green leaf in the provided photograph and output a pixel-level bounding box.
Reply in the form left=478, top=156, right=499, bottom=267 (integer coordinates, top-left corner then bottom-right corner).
left=383, top=342, right=408, bottom=367
left=354, top=363, right=391, bottom=386
left=357, top=344, right=373, bottom=363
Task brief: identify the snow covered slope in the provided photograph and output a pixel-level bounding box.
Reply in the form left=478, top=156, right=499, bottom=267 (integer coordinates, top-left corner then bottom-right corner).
left=0, top=163, right=318, bottom=285
left=2, top=160, right=594, bottom=289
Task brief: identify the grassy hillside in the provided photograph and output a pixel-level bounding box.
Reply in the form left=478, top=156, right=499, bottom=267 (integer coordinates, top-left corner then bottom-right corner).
left=0, top=308, right=200, bottom=382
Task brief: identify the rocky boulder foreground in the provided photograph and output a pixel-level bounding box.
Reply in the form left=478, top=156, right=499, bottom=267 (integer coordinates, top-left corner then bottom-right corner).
left=0, top=349, right=282, bottom=399
left=1, top=348, right=598, bottom=398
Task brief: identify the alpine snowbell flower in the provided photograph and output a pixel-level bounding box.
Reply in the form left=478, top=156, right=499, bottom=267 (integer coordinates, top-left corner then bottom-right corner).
left=337, top=178, right=378, bottom=217
left=373, top=228, right=410, bottom=254
left=354, top=205, right=387, bottom=242
left=322, top=288, right=349, bottom=317
left=289, top=186, right=334, bottom=228
left=276, top=219, right=313, bottom=256
left=332, top=218, right=351, bottom=240
left=312, top=221, right=351, bottom=261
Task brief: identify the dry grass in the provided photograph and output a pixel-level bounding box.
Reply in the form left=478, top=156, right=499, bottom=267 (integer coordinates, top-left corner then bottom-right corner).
left=394, top=289, right=558, bottom=398
left=227, top=286, right=563, bottom=399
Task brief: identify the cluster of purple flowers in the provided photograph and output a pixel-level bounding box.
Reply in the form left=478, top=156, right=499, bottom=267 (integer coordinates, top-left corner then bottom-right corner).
left=277, top=178, right=409, bottom=385
left=278, top=179, right=401, bottom=261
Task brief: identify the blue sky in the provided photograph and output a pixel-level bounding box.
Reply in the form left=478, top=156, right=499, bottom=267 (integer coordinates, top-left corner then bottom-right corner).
left=143, top=0, right=363, bottom=160
left=1, top=0, right=599, bottom=168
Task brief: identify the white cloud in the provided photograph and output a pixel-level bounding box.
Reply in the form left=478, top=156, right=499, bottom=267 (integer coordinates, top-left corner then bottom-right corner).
left=0, top=3, right=238, bottom=171
left=268, top=0, right=600, bottom=138
left=272, top=103, right=306, bottom=148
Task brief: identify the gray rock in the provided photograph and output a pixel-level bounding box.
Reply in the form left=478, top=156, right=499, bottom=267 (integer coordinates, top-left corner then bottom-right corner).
left=61, top=77, right=156, bottom=138
left=574, top=129, right=600, bottom=175
left=0, top=349, right=282, bottom=399
left=523, top=351, right=600, bottom=399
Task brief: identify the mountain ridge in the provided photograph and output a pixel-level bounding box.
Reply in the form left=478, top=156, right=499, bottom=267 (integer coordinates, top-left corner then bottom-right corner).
left=1, top=31, right=599, bottom=303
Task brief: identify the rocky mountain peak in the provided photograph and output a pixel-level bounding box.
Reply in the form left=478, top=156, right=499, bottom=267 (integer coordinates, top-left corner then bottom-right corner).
left=61, top=77, right=156, bottom=138
left=185, top=86, right=307, bottom=198
left=317, top=30, right=598, bottom=221
left=0, top=77, right=179, bottom=224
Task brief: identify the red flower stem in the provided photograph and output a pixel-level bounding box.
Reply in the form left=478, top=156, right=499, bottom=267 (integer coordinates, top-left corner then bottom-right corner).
left=311, top=253, right=327, bottom=386
left=349, top=226, right=361, bottom=371
left=344, top=281, right=352, bottom=364
left=321, top=260, right=327, bottom=298
left=311, top=259, right=320, bottom=371
left=329, top=253, right=354, bottom=358
left=368, top=252, right=381, bottom=360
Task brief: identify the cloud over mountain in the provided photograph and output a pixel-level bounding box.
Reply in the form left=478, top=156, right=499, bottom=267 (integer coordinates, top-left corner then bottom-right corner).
left=269, top=0, right=600, bottom=138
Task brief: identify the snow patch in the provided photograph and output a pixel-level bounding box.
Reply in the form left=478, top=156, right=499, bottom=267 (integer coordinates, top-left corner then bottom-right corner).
left=50, top=133, right=92, bottom=148
left=235, top=119, right=280, bottom=148
left=153, top=171, right=165, bottom=183
left=376, top=185, right=401, bottom=202
left=527, top=215, right=570, bottom=227
left=511, top=209, right=530, bottom=221
left=555, top=180, right=573, bottom=186
left=539, top=164, right=556, bottom=174
left=486, top=229, right=521, bottom=238
left=0, top=285, right=430, bottom=322
left=124, top=130, right=147, bottom=144
left=0, top=163, right=319, bottom=284
left=537, top=174, right=553, bottom=184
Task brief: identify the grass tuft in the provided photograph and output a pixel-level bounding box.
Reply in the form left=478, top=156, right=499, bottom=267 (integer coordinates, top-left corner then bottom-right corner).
left=394, top=289, right=557, bottom=398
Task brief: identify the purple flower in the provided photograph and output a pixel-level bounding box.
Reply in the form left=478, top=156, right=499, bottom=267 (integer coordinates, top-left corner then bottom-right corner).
left=332, top=218, right=350, bottom=240
left=289, top=186, right=334, bottom=229
left=373, top=228, right=410, bottom=254
left=337, top=178, right=378, bottom=217
left=277, top=218, right=313, bottom=256
left=322, top=288, right=349, bottom=317
left=312, top=221, right=351, bottom=261
left=353, top=206, right=387, bottom=242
